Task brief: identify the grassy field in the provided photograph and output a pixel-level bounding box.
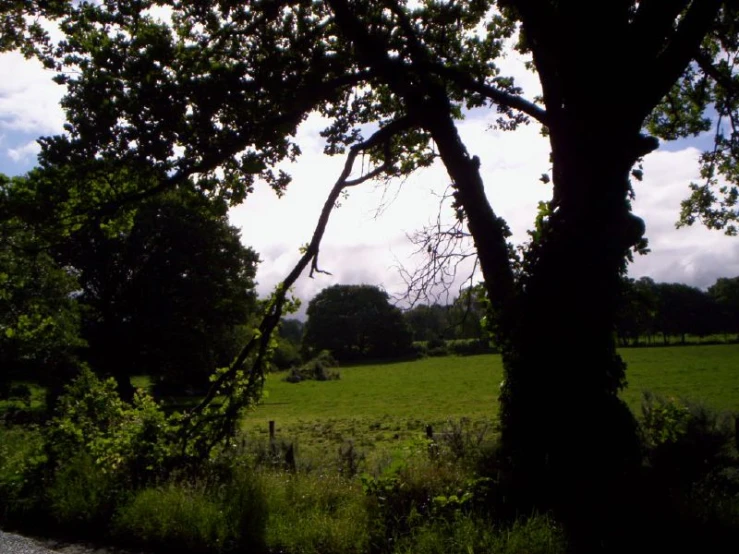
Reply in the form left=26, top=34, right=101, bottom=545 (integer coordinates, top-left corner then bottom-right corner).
left=242, top=344, right=739, bottom=454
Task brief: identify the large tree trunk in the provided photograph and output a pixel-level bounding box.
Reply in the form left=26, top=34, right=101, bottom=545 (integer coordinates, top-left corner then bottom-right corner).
left=498, top=123, right=653, bottom=546
left=421, top=87, right=659, bottom=547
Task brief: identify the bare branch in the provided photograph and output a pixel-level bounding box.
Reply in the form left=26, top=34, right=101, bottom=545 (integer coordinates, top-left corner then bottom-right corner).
left=396, top=184, right=478, bottom=308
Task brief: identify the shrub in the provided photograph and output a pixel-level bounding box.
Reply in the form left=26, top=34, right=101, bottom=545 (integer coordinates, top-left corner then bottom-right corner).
left=272, top=337, right=302, bottom=369
left=46, top=367, right=178, bottom=488
left=426, top=337, right=448, bottom=357
left=411, top=342, right=429, bottom=359
left=447, top=339, right=496, bottom=356
left=7, top=384, right=32, bottom=407
left=284, top=350, right=340, bottom=383
left=0, top=424, right=46, bottom=524
left=641, top=392, right=735, bottom=484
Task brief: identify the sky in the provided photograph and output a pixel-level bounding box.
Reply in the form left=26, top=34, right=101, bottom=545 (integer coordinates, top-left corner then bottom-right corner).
left=2, top=45, right=738, bottom=314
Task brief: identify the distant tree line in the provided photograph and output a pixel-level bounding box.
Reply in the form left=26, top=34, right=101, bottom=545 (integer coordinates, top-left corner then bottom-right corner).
left=616, top=276, right=739, bottom=346
left=281, top=277, right=739, bottom=369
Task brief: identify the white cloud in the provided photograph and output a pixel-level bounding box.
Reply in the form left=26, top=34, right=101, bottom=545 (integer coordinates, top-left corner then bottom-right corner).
left=230, top=113, right=553, bottom=305
left=232, top=113, right=738, bottom=309
left=0, top=52, right=66, bottom=134
left=629, top=147, right=739, bottom=288
left=7, top=139, right=40, bottom=162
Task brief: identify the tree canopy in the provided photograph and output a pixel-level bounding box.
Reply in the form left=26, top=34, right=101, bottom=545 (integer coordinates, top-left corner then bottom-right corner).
left=303, top=284, right=412, bottom=362
left=59, top=187, right=260, bottom=397
left=4, top=1, right=738, bottom=547
left=0, top=174, right=83, bottom=398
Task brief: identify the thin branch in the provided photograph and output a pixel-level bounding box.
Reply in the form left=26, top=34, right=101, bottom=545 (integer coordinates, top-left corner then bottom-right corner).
left=396, top=184, right=477, bottom=307
left=179, top=115, right=416, bottom=449
left=427, top=63, right=549, bottom=125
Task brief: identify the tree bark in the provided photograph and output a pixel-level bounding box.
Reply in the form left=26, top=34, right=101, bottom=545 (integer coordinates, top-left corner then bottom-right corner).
left=498, top=123, right=652, bottom=546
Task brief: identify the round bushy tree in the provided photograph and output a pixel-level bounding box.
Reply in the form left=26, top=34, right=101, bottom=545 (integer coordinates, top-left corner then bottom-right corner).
left=303, top=284, right=412, bottom=362
left=62, top=188, right=260, bottom=397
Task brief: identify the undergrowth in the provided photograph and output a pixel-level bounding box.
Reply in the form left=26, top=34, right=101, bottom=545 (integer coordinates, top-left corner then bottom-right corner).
left=1, top=373, right=737, bottom=554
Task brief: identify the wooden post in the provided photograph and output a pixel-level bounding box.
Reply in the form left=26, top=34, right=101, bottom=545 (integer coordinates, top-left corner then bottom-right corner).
left=426, top=424, right=438, bottom=458
left=269, top=420, right=275, bottom=441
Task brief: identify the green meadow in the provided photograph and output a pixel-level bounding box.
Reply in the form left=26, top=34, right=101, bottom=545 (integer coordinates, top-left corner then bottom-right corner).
left=243, top=344, right=739, bottom=452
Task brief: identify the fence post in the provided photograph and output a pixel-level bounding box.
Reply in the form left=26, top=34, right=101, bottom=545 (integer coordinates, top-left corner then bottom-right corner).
left=269, top=420, right=275, bottom=441
left=426, top=424, right=438, bottom=458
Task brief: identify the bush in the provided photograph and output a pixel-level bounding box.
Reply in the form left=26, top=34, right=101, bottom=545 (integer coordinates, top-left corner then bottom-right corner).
left=284, top=350, right=340, bottom=383
left=114, top=467, right=268, bottom=553
left=411, top=342, right=429, bottom=359
left=0, top=424, right=46, bottom=524
left=46, top=367, right=178, bottom=488
left=447, top=339, right=496, bottom=356
left=426, top=337, right=448, bottom=357
left=641, top=392, right=735, bottom=485
left=272, top=337, right=302, bottom=370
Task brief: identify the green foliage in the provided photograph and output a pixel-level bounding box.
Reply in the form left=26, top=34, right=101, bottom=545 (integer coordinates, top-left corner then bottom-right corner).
left=47, top=451, right=119, bottom=529
left=403, top=286, right=490, bottom=344
left=362, top=453, right=471, bottom=545
left=46, top=367, right=179, bottom=487
left=54, top=186, right=260, bottom=393
left=641, top=392, right=736, bottom=485
left=272, top=337, right=303, bottom=370
left=0, top=174, right=84, bottom=395
left=4, top=1, right=739, bottom=547
left=641, top=392, right=693, bottom=448
left=0, top=423, right=46, bottom=523
left=426, top=336, right=449, bottom=357
left=272, top=318, right=305, bottom=370
left=284, top=350, right=340, bottom=383
left=390, top=514, right=567, bottom=554
left=262, top=471, right=369, bottom=554
left=303, top=284, right=413, bottom=362
left=113, top=466, right=268, bottom=554
left=709, top=276, right=739, bottom=336
left=114, top=484, right=234, bottom=553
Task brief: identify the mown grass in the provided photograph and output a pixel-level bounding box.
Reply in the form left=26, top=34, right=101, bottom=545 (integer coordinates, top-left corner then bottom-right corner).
left=621, top=344, right=739, bottom=411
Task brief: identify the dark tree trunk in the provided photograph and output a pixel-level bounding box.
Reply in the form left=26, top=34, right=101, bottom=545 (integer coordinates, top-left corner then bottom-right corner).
left=498, top=124, right=652, bottom=547
left=113, top=370, right=135, bottom=403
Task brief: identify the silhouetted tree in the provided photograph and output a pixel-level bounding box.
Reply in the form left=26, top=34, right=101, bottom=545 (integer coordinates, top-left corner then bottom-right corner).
left=8, top=1, right=738, bottom=544
left=404, top=303, right=450, bottom=342
left=654, top=282, right=719, bottom=344
left=708, top=276, right=739, bottom=339
left=303, top=284, right=412, bottom=362
left=58, top=188, right=259, bottom=397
